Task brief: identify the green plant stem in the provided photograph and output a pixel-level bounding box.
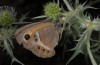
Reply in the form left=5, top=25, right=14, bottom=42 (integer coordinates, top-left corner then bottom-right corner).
left=87, top=41, right=97, bottom=65
left=86, top=24, right=98, bottom=65
left=3, top=39, right=13, bottom=56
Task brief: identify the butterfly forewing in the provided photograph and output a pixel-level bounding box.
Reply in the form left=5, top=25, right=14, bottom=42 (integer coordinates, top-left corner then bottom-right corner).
left=15, top=22, right=60, bottom=58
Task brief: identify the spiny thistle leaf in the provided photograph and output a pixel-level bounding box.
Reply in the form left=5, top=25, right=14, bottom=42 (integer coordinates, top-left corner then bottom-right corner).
left=0, top=28, right=24, bottom=65
left=3, top=39, right=24, bottom=65
left=17, top=12, right=29, bottom=23
left=67, top=30, right=88, bottom=64
left=13, top=12, right=31, bottom=24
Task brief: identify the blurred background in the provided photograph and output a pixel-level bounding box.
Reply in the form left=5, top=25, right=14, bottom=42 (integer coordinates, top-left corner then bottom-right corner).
left=0, top=0, right=100, bottom=65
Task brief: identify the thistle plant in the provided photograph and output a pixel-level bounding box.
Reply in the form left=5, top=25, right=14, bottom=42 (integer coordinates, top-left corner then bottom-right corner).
left=0, top=6, right=16, bottom=27
left=44, top=2, right=61, bottom=20
left=32, top=1, right=61, bottom=22
left=32, top=0, right=100, bottom=65
left=0, top=6, right=23, bottom=65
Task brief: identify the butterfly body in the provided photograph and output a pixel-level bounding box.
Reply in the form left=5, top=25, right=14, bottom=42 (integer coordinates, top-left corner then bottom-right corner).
left=15, top=22, right=60, bottom=58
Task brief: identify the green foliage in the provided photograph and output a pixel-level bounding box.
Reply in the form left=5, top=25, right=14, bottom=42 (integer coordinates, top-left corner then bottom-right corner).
left=62, top=0, right=100, bottom=65
left=0, top=0, right=100, bottom=65
left=0, top=28, right=24, bottom=65
left=35, top=0, right=100, bottom=65
left=0, top=6, right=24, bottom=65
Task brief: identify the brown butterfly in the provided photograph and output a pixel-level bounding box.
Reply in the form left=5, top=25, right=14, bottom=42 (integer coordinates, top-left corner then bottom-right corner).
left=15, top=22, right=61, bottom=58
